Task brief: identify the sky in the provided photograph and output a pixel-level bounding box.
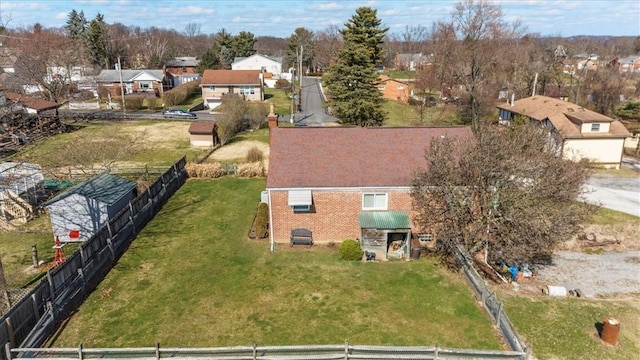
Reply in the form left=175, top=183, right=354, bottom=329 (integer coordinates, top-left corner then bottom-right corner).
left=1, top=0, right=639, bottom=38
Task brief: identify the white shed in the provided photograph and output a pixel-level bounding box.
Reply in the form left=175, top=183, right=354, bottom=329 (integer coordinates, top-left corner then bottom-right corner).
left=44, top=173, right=137, bottom=242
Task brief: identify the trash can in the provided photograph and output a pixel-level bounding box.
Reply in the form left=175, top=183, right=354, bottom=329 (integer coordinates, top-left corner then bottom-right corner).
left=410, top=247, right=421, bottom=260
left=600, top=317, right=620, bottom=345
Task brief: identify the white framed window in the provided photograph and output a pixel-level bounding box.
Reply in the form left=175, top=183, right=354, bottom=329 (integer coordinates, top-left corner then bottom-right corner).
left=378, top=86, right=386, bottom=90
left=240, top=86, right=255, bottom=95
left=139, top=81, right=151, bottom=90
left=362, top=193, right=388, bottom=210
left=209, top=86, right=216, bottom=91
left=591, top=123, right=600, bottom=132
left=292, top=205, right=311, bottom=213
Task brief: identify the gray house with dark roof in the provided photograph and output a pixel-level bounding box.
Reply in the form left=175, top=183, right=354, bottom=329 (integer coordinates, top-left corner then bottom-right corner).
left=45, top=173, right=137, bottom=242
left=266, top=125, right=473, bottom=259
left=97, top=69, right=167, bottom=97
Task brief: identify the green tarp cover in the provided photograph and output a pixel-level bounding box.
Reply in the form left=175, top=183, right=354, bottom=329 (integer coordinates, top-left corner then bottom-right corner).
left=358, top=211, right=411, bottom=229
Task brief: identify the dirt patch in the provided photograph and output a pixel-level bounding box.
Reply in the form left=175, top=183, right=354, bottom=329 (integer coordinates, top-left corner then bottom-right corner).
left=207, top=141, right=270, bottom=162
left=119, top=121, right=191, bottom=148
left=561, top=223, right=640, bottom=251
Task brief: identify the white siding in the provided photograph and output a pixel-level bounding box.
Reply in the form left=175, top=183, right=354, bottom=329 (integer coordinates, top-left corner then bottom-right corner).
left=580, top=122, right=610, bottom=133
left=232, top=55, right=282, bottom=74
left=563, top=138, right=625, bottom=167
left=48, top=193, right=109, bottom=242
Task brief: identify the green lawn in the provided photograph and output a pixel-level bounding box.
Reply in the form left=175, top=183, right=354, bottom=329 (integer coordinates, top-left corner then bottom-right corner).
left=501, top=293, right=640, bottom=360
left=49, top=178, right=502, bottom=349
left=383, top=100, right=461, bottom=126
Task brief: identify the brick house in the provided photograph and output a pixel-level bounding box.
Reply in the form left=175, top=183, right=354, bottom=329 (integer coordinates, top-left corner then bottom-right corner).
left=497, top=96, right=631, bottom=169
left=163, top=57, right=200, bottom=87
left=265, top=123, right=473, bottom=259
left=97, top=69, right=167, bottom=98
left=378, top=75, right=412, bottom=103
left=200, top=70, right=264, bottom=109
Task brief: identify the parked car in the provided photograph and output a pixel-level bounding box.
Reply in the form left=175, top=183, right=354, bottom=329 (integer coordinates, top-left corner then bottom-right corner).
left=163, top=109, right=197, bottom=119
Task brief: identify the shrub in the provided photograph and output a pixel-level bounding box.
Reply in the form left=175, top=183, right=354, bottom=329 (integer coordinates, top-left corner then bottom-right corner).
left=338, top=239, right=363, bottom=261
left=185, top=162, right=225, bottom=178
left=237, top=162, right=265, bottom=178
left=163, top=80, right=201, bottom=107
left=246, top=146, right=264, bottom=163
left=253, top=202, right=269, bottom=239
left=125, top=96, right=145, bottom=110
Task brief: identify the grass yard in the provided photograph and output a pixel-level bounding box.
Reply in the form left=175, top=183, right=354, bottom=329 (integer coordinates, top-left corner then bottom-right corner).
left=501, top=293, right=640, bottom=360
left=14, top=120, right=210, bottom=167
left=49, top=178, right=502, bottom=349
left=383, top=100, right=462, bottom=127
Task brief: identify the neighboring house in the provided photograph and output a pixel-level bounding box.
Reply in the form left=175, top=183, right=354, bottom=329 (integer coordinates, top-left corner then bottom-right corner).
left=0, top=47, right=21, bottom=74
left=44, top=173, right=137, bottom=243
left=497, top=95, right=631, bottom=169
left=378, top=75, right=412, bottom=103
left=265, top=123, right=473, bottom=260
left=97, top=69, right=167, bottom=98
left=232, top=54, right=283, bottom=76
left=394, top=53, right=433, bottom=71
left=614, top=55, right=640, bottom=73
left=573, top=53, right=598, bottom=72
left=188, top=120, right=219, bottom=147
left=200, top=70, right=264, bottom=109
left=163, top=57, right=201, bottom=87
left=4, top=92, right=61, bottom=114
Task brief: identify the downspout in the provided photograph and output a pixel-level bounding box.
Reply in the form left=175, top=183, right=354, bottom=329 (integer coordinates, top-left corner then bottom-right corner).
left=268, top=189, right=274, bottom=253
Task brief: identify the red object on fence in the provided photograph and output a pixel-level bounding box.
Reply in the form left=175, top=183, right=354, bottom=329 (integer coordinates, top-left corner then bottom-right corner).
left=69, top=229, right=80, bottom=238
left=53, top=236, right=66, bottom=266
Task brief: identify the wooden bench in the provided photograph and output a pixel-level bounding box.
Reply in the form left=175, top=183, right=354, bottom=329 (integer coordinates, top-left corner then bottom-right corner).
left=290, top=228, right=313, bottom=247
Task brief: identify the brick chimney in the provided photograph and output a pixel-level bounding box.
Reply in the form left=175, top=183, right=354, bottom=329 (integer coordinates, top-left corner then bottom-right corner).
left=267, top=102, right=278, bottom=142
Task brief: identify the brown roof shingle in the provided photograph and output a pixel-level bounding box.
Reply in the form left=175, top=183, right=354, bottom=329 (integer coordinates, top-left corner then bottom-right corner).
left=200, top=70, right=262, bottom=86
left=5, top=92, right=60, bottom=111
left=497, top=96, right=630, bottom=139
left=188, top=121, right=217, bottom=134
left=267, top=126, right=473, bottom=189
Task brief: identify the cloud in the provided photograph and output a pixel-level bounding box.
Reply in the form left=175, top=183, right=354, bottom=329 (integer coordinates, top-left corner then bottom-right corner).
left=308, top=2, right=342, bottom=11
left=54, top=12, right=68, bottom=20
left=181, top=6, right=215, bottom=15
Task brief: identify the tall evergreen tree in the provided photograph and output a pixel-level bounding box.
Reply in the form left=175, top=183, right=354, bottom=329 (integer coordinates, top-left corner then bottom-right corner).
left=326, top=7, right=388, bottom=126
left=64, top=10, right=87, bottom=38
left=285, top=27, right=315, bottom=71
left=233, top=31, right=257, bottom=57
left=85, top=14, right=109, bottom=68
left=196, top=46, right=222, bottom=73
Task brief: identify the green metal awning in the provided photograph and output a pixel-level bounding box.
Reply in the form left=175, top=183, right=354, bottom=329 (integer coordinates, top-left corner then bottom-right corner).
left=358, top=211, right=411, bottom=229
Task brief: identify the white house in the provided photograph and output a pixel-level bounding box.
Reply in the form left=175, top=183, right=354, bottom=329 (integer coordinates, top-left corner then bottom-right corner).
left=232, top=54, right=283, bottom=76
left=497, top=96, right=631, bottom=169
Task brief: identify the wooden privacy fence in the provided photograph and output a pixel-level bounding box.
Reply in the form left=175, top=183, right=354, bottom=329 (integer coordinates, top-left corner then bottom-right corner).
left=5, top=342, right=526, bottom=360
left=443, top=239, right=529, bottom=359
left=0, top=158, right=187, bottom=358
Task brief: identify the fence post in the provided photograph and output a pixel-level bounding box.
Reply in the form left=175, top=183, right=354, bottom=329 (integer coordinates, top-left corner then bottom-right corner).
left=496, top=302, right=503, bottom=329
left=31, top=293, right=40, bottom=321
left=434, top=343, right=439, bottom=360
left=128, top=202, right=136, bottom=234
left=77, top=343, right=83, bottom=360
left=46, top=270, right=56, bottom=300
left=252, top=343, right=257, bottom=360
left=4, top=318, right=15, bottom=349
left=106, top=238, right=115, bottom=261
left=481, top=286, right=486, bottom=304
left=343, top=339, right=349, bottom=360
left=77, top=269, right=85, bottom=289
left=155, top=342, right=160, bottom=360
left=4, top=342, right=11, bottom=360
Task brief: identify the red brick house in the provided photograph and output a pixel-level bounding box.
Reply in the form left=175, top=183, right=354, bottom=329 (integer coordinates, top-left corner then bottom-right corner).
left=378, top=75, right=412, bottom=103
left=265, top=125, right=473, bottom=259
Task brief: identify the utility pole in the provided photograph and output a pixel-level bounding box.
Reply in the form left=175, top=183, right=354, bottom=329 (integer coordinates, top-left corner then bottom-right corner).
left=117, top=56, right=126, bottom=117
left=298, top=45, right=303, bottom=112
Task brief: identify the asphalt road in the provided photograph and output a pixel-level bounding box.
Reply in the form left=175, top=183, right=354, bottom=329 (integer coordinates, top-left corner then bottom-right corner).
left=286, top=76, right=340, bottom=126
left=582, top=160, right=640, bottom=217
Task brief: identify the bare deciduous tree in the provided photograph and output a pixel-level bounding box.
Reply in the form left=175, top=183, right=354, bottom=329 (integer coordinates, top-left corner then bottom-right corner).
left=411, top=123, right=594, bottom=266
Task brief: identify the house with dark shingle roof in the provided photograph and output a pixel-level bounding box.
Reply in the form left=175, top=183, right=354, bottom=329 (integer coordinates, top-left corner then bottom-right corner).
left=200, top=70, right=264, bottom=109
left=44, top=173, right=137, bottom=242
left=188, top=120, right=219, bottom=147
left=497, top=95, right=631, bottom=169
left=265, top=125, right=473, bottom=260
left=163, top=57, right=201, bottom=87
left=97, top=69, right=167, bottom=98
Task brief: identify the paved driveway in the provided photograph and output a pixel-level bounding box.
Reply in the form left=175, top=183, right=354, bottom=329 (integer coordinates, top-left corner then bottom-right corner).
left=583, top=167, right=640, bottom=217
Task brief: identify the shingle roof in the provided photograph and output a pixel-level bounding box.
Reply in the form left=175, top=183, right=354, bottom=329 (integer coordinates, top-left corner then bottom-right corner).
left=45, top=173, right=136, bottom=206
left=188, top=121, right=217, bottom=134
left=5, top=92, right=60, bottom=111
left=496, top=96, right=631, bottom=139
left=164, top=57, right=199, bottom=67
left=97, top=69, right=164, bottom=83
left=267, top=126, right=473, bottom=189
left=200, top=70, right=262, bottom=85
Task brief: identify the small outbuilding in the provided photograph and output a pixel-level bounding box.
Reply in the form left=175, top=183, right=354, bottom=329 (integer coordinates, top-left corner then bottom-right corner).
left=188, top=120, right=219, bottom=147
left=44, top=173, right=137, bottom=242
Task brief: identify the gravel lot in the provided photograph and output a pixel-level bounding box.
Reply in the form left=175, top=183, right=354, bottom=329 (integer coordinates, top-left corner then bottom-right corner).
left=533, top=250, right=640, bottom=298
